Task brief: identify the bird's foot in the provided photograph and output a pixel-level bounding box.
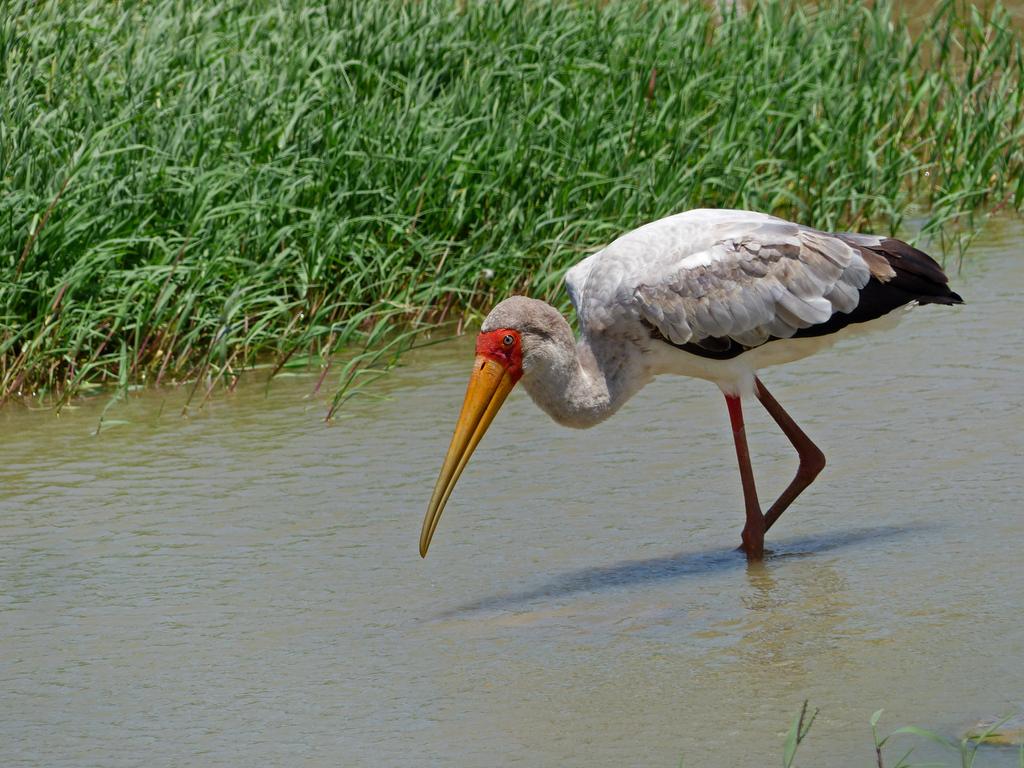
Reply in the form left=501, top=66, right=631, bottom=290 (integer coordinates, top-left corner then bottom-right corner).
left=737, top=543, right=765, bottom=561
left=738, top=520, right=766, bottom=560
left=735, top=542, right=774, bottom=560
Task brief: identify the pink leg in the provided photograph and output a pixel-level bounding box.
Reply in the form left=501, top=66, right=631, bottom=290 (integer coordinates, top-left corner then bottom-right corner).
left=754, top=378, right=826, bottom=532
left=725, top=394, right=765, bottom=560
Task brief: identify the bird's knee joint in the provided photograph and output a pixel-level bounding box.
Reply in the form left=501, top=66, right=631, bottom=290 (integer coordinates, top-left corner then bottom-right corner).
left=800, top=450, right=826, bottom=479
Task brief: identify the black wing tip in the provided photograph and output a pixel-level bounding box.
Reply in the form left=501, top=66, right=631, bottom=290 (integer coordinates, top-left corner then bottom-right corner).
left=919, top=289, right=964, bottom=306
left=859, top=237, right=965, bottom=305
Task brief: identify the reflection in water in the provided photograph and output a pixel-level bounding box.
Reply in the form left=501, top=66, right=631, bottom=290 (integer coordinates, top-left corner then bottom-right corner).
left=743, top=560, right=780, bottom=608
left=737, top=558, right=851, bottom=687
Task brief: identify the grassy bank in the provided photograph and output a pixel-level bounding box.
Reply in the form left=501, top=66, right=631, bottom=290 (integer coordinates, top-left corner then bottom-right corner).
left=2, top=0, right=1022, bottom=410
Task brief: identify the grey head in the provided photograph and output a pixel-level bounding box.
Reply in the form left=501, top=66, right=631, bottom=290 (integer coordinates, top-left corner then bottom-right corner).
left=481, top=296, right=576, bottom=379
left=480, top=295, right=619, bottom=430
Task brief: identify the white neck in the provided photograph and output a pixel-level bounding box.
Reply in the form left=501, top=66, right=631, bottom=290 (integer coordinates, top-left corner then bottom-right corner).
left=519, top=326, right=648, bottom=429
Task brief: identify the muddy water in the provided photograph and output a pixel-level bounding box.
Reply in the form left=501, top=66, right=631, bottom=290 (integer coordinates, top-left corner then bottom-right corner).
left=2, top=221, right=1023, bottom=767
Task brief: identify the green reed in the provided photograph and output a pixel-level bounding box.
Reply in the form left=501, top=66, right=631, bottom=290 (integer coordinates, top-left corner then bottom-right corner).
left=2, top=0, right=1022, bottom=409
left=761, top=702, right=1023, bottom=768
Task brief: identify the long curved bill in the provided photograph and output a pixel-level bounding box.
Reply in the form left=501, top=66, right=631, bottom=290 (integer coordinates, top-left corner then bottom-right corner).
left=420, top=356, right=515, bottom=557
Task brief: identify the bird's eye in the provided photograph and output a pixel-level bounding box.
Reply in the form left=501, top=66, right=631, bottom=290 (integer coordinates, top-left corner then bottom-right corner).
left=502, top=334, right=514, bottom=347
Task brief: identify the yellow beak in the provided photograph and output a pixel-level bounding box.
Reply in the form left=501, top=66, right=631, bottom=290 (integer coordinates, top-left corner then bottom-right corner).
left=420, top=355, right=516, bottom=557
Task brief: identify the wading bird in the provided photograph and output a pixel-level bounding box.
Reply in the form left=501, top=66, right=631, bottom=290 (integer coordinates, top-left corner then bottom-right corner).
left=420, top=209, right=962, bottom=560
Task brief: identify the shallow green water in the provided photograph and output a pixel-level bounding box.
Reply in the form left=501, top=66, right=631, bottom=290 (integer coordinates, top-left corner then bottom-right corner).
left=2, top=222, right=1023, bottom=766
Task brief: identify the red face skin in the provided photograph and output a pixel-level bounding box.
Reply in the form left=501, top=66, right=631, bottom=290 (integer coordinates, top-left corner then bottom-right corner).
left=476, top=329, right=523, bottom=382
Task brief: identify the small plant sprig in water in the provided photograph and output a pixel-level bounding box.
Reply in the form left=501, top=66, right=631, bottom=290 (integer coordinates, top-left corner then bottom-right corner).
left=871, top=709, right=1024, bottom=768
left=761, top=702, right=1024, bottom=768
left=783, top=700, right=819, bottom=768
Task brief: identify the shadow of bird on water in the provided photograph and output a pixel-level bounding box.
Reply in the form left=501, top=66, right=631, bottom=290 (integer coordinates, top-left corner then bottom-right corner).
left=442, top=523, right=933, bottom=618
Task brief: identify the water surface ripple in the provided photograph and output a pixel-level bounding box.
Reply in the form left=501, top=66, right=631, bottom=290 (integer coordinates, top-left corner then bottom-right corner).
left=2, top=222, right=1023, bottom=767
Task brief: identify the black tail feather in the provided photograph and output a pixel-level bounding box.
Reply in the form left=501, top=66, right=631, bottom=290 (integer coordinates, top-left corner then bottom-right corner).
left=878, top=238, right=963, bottom=304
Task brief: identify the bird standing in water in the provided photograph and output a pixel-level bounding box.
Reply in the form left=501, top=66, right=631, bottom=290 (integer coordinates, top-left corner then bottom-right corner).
left=420, top=209, right=963, bottom=560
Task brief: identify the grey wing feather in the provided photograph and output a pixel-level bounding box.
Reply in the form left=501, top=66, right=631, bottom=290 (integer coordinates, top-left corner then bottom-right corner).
left=632, top=221, right=871, bottom=349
